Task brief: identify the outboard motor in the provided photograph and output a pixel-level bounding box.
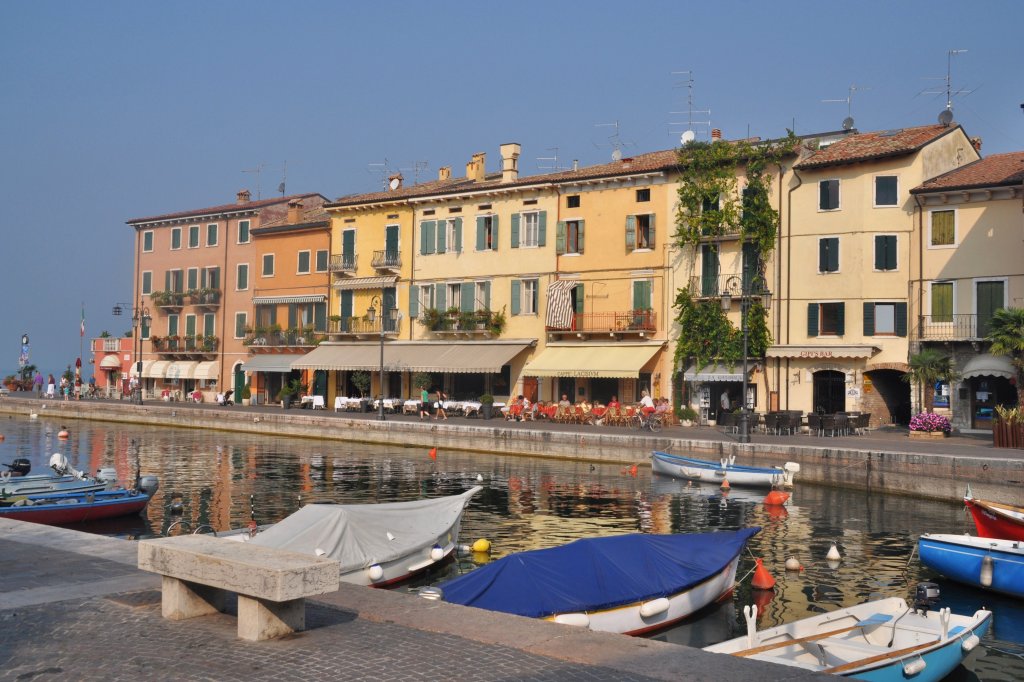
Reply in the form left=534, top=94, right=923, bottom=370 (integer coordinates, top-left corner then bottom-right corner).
left=5, top=458, right=31, bottom=476
left=914, top=581, right=940, bottom=613
left=138, top=475, right=160, bottom=496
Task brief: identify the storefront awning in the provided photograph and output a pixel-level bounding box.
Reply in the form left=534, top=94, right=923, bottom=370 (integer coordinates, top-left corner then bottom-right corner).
left=252, top=294, right=327, bottom=305
left=292, top=341, right=532, bottom=374
left=765, top=345, right=879, bottom=359
left=522, top=343, right=662, bottom=379
left=99, top=355, right=121, bottom=369
left=683, top=363, right=746, bottom=382
left=165, top=361, right=199, bottom=380
left=145, top=360, right=171, bottom=378
left=333, top=276, right=398, bottom=291
left=240, top=355, right=299, bottom=373
left=130, top=360, right=154, bottom=378
left=962, top=353, right=1015, bottom=380
left=194, top=361, right=220, bottom=381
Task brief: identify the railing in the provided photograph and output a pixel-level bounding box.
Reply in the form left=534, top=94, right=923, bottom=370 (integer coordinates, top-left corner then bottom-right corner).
left=917, top=314, right=981, bottom=340
left=688, top=274, right=760, bottom=299
left=151, top=336, right=219, bottom=353
left=371, top=250, right=401, bottom=270
left=547, top=310, right=657, bottom=334
left=93, top=338, right=122, bottom=352
left=327, top=318, right=401, bottom=336
left=328, top=254, right=357, bottom=274
left=244, top=331, right=325, bottom=347
left=189, top=289, right=221, bottom=307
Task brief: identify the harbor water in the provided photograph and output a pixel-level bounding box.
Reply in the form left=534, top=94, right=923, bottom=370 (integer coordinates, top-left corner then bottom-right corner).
left=3, top=415, right=1022, bottom=681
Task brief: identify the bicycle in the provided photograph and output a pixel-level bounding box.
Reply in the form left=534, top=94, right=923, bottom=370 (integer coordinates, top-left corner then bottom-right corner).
left=629, top=411, right=663, bottom=433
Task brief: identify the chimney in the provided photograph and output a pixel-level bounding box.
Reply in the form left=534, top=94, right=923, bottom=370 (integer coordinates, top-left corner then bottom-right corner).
left=466, top=152, right=486, bottom=182
left=970, top=137, right=983, bottom=152
left=573, top=159, right=579, bottom=171
left=287, top=199, right=303, bottom=224
left=499, top=143, right=521, bottom=182
left=236, top=189, right=251, bottom=204
left=711, top=128, right=722, bottom=141
left=388, top=173, right=403, bottom=190
left=438, top=166, right=451, bottom=181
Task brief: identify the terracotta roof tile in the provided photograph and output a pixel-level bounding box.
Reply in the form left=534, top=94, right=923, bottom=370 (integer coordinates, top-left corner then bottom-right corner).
left=127, top=193, right=323, bottom=225
left=912, top=152, right=1024, bottom=193
left=257, top=207, right=331, bottom=229
left=794, top=124, right=960, bottom=170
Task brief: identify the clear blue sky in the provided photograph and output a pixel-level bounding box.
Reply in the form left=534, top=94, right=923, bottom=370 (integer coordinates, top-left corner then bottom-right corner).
left=1, top=0, right=1022, bottom=377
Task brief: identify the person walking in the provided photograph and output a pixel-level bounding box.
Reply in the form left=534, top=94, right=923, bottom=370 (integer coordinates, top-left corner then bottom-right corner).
left=419, top=385, right=431, bottom=420
left=60, top=376, right=70, bottom=401
left=434, top=389, right=448, bottom=420
left=33, top=371, right=43, bottom=397
left=46, top=374, right=56, bottom=399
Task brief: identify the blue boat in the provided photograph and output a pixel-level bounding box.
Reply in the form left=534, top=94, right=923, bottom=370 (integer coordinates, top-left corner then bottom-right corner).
left=428, top=528, right=759, bottom=635
left=0, top=477, right=159, bottom=525
left=652, top=451, right=799, bottom=488
left=919, top=533, right=1024, bottom=600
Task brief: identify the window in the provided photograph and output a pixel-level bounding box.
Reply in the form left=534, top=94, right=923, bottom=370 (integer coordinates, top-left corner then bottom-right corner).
left=419, top=218, right=461, bottom=254
left=262, top=254, right=275, bottom=277
left=476, top=215, right=498, bottom=251
left=511, top=278, right=538, bottom=315
left=142, top=231, right=154, bottom=252
left=511, top=211, right=546, bottom=249
left=863, top=302, right=907, bottom=336
left=819, top=179, right=840, bottom=210
left=238, top=220, right=250, bottom=244
left=236, top=263, right=248, bottom=291
left=557, top=220, right=585, bottom=255
left=297, top=250, right=311, bottom=274
left=203, top=313, right=215, bottom=337
left=626, top=214, right=656, bottom=251
left=930, top=282, right=953, bottom=323
left=186, top=267, right=199, bottom=291
left=567, top=195, right=580, bottom=208
left=446, top=283, right=462, bottom=310
left=415, top=284, right=435, bottom=316
left=636, top=188, right=650, bottom=202
left=315, top=249, right=328, bottom=272
left=184, top=314, right=196, bottom=338
left=930, top=210, right=955, bottom=247
left=167, top=269, right=183, bottom=293
left=167, top=313, right=179, bottom=337
left=807, top=302, right=844, bottom=337
left=818, top=237, right=839, bottom=273
left=141, top=271, right=152, bottom=295
left=874, top=176, right=898, bottom=206
left=874, top=235, right=897, bottom=271
left=255, top=305, right=276, bottom=328
left=234, top=312, right=247, bottom=339
left=521, top=212, right=539, bottom=247
left=445, top=218, right=462, bottom=253
left=474, top=281, right=490, bottom=311
left=170, top=227, right=182, bottom=250
left=203, top=266, right=220, bottom=290
left=206, top=223, right=218, bottom=246
left=188, top=225, right=200, bottom=248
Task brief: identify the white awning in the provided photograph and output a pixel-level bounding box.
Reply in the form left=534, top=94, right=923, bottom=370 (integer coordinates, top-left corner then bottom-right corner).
left=683, top=363, right=748, bottom=382
left=145, top=360, right=171, bottom=378
left=194, top=361, right=220, bottom=380
left=241, top=356, right=299, bottom=373
left=766, top=345, right=879, bottom=359
left=252, top=294, right=327, bottom=305
left=333, top=276, right=398, bottom=291
left=99, top=355, right=121, bottom=369
left=962, top=353, right=1015, bottom=380
left=522, top=343, right=662, bottom=379
left=293, top=341, right=532, bottom=373
left=130, top=360, right=155, bottom=378
left=165, top=361, right=199, bottom=380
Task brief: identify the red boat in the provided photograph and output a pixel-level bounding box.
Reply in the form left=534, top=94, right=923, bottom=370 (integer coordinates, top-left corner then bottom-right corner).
left=0, top=477, right=158, bottom=525
left=965, top=494, right=1024, bottom=541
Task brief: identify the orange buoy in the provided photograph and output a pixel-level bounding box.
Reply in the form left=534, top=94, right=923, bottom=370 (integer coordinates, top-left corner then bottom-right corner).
left=764, top=490, right=790, bottom=506
left=629, top=464, right=638, bottom=477
left=720, top=478, right=731, bottom=491
left=428, top=447, right=437, bottom=460
left=57, top=429, right=69, bottom=440
left=0, top=433, right=4, bottom=441
left=751, top=557, right=776, bottom=590
left=752, top=584, right=776, bottom=614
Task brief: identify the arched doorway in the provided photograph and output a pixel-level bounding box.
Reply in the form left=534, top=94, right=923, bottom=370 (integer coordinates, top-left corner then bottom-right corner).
left=863, top=368, right=911, bottom=425
left=813, top=370, right=846, bottom=414
left=233, top=363, right=245, bottom=404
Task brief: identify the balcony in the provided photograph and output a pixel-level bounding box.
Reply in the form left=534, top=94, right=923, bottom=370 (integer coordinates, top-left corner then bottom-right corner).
left=150, top=291, right=185, bottom=311
left=417, top=308, right=505, bottom=338
left=92, top=338, right=123, bottom=353
left=327, top=317, right=402, bottom=339
left=546, top=310, right=657, bottom=337
left=329, top=254, right=357, bottom=276
left=918, top=314, right=983, bottom=341
left=688, top=274, right=761, bottom=300
left=371, top=250, right=401, bottom=272
left=151, top=335, right=219, bottom=357
left=244, top=329, right=324, bottom=350
left=189, top=289, right=221, bottom=309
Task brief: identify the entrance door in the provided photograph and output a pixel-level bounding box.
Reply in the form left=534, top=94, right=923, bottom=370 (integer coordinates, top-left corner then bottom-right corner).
left=385, top=225, right=399, bottom=264
left=557, top=377, right=576, bottom=402
left=976, top=281, right=1005, bottom=338
left=813, top=370, right=846, bottom=414
left=234, top=366, right=245, bottom=403
left=522, top=377, right=538, bottom=403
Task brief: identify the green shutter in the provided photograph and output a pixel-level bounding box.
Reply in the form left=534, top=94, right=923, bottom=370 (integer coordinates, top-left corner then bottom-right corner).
left=165, top=271, right=171, bottom=291
left=454, top=217, right=462, bottom=252
left=633, top=280, right=652, bottom=309
left=538, top=211, right=547, bottom=246
left=556, top=221, right=566, bottom=255
left=168, top=315, right=178, bottom=336
left=511, top=280, right=521, bottom=315
left=343, top=230, right=355, bottom=260
left=185, top=315, right=196, bottom=337
left=483, top=281, right=491, bottom=310
left=288, top=304, right=297, bottom=329
left=931, top=283, right=952, bottom=322
left=314, top=303, right=326, bottom=331
left=701, top=245, right=719, bottom=296
left=874, top=236, right=885, bottom=270
left=819, top=239, right=828, bottom=271
left=461, top=282, right=474, bottom=312
left=863, top=302, right=875, bottom=336
left=577, top=220, right=585, bottom=254
left=385, top=225, right=399, bottom=255
left=836, top=303, right=845, bottom=336
left=409, top=285, right=419, bottom=318
left=476, top=217, right=486, bottom=251
left=421, top=221, right=436, bottom=254
left=807, top=303, right=819, bottom=337
left=742, top=242, right=759, bottom=290
left=895, top=302, right=907, bottom=337
left=887, top=236, right=897, bottom=270
left=932, top=211, right=955, bottom=245
left=437, top=220, right=447, bottom=253
left=436, top=284, right=446, bottom=311
left=625, top=215, right=636, bottom=252
left=648, top=213, right=656, bottom=248
left=574, top=283, right=584, bottom=314
left=510, top=213, right=520, bottom=248
left=204, top=314, right=215, bottom=337
left=340, top=290, right=353, bottom=319
left=491, top=215, right=498, bottom=250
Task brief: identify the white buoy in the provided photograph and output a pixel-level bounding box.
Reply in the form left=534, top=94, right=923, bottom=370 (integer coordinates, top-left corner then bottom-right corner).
left=980, top=555, right=994, bottom=587
left=826, top=542, right=841, bottom=562
left=785, top=556, right=801, bottom=571
left=315, top=548, right=327, bottom=557
left=639, top=598, right=670, bottom=618
left=553, top=613, right=590, bottom=627
left=902, top=658, right=927, bottom=676
left=367, top=564, right=384, bottom=581
left=430, top=545, right=445, bottom=561
left=476, top=473, right=484, bottom=482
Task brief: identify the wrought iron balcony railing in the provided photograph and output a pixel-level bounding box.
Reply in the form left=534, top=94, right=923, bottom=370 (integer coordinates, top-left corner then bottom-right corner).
left=917, top=314, right=982, bottom=341
left=328, top=254, right=357, bottom=274
left=371, top=250, right=401, bottom=270
left=327, top=318, right=401, bottom=336
left=547, top=310, right=657, bottom=334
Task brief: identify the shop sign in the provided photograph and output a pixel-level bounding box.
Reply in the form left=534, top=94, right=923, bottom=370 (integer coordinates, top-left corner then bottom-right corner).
left=799, top=350, right=834, bottom=358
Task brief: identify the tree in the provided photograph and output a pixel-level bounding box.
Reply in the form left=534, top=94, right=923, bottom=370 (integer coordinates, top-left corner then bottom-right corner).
left=350, top=371, right=371, bottom=398
left=987, top=307, right=1024, bottom=406
left=903, top=349, right=957, bottom=412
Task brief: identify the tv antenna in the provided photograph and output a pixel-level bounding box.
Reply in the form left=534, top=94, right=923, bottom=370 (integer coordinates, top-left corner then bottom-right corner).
left=594, top=120, right=635, bottom=161
left=367, top=158, right=393, bottom=191
left=537, top=147, right=566, bottom=172
left=822, top=84, right=869, bottom=130
left=396, top=160, right=429, bottom=185
left=277, top=160, right=287, bottom=196
left=242, top=163, right=265, bottom=199
left=669, top=70, right=710, bottom=143
left=918, top=49, right=973, bottom=123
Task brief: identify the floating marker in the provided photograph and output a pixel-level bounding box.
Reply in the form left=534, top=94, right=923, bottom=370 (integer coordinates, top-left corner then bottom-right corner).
left=980, top=554, right=994, bottom=587
left=826, top=542, right=841, bottom=562
left=764, top=490, right=790, bottom=506
left=720, top=478, right=731, bottom=491
left=476, top=473, right=483, bottom=482
left=785, top=556, right=802, bottom=571
left=57, top=429, right=69, bottom=440
left=629, top=464, right=638, bottom=477
left=429, top=447, right=437, bottom=460
left=472, top=538, right=491, bottom=553
left=751, top=557, right=776, bottom=590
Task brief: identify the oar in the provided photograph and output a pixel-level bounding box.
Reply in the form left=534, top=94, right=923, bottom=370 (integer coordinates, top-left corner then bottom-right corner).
left=826, top=638, right=939, bottom=674
left=732, top=614, right=892, bottom=657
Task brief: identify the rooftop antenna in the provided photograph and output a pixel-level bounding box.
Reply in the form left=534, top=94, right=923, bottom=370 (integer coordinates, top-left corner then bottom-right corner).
left=594, top=120, right=635, bottom=161
left=536, top=147, right=566, bottom=171
left=277, top=160, right=287, bottom=196
left=918, top=49, right=972, bottom=124
left=242, top=163, right=265, bottom=200
left=367, top=158, right=392, bottom=191
left=396, top=160, right=429, bottom=185
left=822, top=84, right=869, bottom=131
left=669, top=70, right=711, bottom=143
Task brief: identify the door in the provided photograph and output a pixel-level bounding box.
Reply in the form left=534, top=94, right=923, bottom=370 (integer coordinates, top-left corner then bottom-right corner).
left=233, top=366, right=245, bottom=404
left=382, top=287, right=397, bottom=333
left=701, top=245, right=719, bottom=296
left=813, top=370, right=846, bottom=414
left=342, top=230, right=356, bottom=268
left=385, top=225, right=399, bottom=263
left=340, top=290, right=353, bottom=332
left=976, top=281, right=1004, bottom=338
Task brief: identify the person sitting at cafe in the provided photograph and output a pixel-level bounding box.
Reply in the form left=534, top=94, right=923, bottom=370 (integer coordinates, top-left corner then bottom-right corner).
left=579, top=398, right=594, bottom=424
left=607, top=395, right=621, bottom=410
left=191, top=389, right=202, bottom=403
left=639, top=389, right=655, bottom=415
left=558, top=394, right=571, bottom=408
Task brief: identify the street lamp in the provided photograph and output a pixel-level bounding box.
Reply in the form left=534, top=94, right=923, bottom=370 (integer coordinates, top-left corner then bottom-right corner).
left=720, top=275, right=772, bottom=443
left=113, top=299, right=152, bottom=405
left=365, top=296, right=397, bottom=421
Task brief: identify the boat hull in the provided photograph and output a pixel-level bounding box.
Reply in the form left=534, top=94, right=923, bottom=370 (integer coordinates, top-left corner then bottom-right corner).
left=651, top=451, right=796, bottom=489
left=0, top=490, right=152, bottom=525
left=919, top=533, right=1024, bottom=599
left=964, top=498, right=1024, bottom=541
left=1, top=474, right=110, bottom=497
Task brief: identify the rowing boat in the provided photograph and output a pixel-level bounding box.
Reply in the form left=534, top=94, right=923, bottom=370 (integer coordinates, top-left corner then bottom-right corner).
left=652, top=451, right=799, bottom=488
left=919, top=533, right=1024, bottom=600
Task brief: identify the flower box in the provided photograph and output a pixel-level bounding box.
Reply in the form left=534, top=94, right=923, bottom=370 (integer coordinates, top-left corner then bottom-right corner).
left=909, top=430, right=948, bottom=439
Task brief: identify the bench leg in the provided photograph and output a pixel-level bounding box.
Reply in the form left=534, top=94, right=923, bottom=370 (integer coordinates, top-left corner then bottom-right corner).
left=161, top=576, right=227, bottom=620
left=237, top=595, right=305, bottom=641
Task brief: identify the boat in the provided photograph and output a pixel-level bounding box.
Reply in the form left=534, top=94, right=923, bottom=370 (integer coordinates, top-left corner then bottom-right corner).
left=964, top=493, right=1024, bottom=541
left=652, top=451, right=799, bottom=489
left=428, top=527, right=760, bottom=635
left=0, top=476, right=159, bottom=525
left=1, top=454, right=119, bottom=497
left=704, top=589, right=991, bottom=681
left=227, top=486, right=481, bottom=587
left=919, top=532, right=1024, bottom=599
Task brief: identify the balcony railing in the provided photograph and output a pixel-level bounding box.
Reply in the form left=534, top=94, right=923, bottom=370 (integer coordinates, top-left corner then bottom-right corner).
left=328, top=254, right=357, bottom=275
left=917, top=314, right=983, bottom=341
left=688, top=274, right=761, bottom=299
left=327, top=318, right=401, bottom=336
left=189, top=289, right=221, bottom=308
left=150, top=336, right=219, bottom=355
left=547, top=310, right=657, bottom=334
left=371, top=250, right=401, bottom=270
left=93, top=338, right=122, bottom=352
left=244, top=330, right=324, bottom=348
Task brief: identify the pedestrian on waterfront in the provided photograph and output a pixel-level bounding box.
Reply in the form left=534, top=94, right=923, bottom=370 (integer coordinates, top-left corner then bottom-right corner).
left=74, top=378, right=82, bottom=400
left=720, top=390, right=731, bottom=413
left=639, top=389, right=655, bottom=415
left=60, top=376, right=70, bottom=401
left=33, top=372, right=43, bottom=397
left=434, top=389, right=448, bottom=421
left=558, top=394, right=571, bottom=408
left=46, top=374, right=55, bottom=399
left=419, top=385, right=431, bottom=420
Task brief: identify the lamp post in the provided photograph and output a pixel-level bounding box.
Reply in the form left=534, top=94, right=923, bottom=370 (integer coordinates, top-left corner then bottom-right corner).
left=365, top=296, right=396, bottom=422
left=113, top=300, right=151, bottom=405
left=720, top=275, right=772, bottom=444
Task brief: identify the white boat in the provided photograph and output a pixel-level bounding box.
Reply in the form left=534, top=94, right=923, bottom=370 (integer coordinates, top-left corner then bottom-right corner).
left=1, top=454, right=119, bottom=497
left=704, top=592, right=991, bottom=681
left=225, top=486, right=481, bottom=587
left=652, top=451, right=799, bottom=489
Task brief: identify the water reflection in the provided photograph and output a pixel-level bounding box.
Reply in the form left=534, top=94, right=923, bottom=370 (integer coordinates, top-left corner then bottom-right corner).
left=2, top=416, right=1022, bottom=680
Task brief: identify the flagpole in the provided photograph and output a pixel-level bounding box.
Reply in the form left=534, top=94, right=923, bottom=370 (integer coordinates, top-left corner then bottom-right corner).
left=80, top=302, right=84, bottom=380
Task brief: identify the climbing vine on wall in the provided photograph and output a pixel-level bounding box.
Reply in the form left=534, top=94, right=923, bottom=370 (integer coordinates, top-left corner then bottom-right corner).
left=673, top=289, right=772, bottom=372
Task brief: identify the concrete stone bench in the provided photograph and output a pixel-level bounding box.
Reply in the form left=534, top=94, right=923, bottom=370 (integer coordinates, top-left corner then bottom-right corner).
left=138, top=535, right=340, bottom=641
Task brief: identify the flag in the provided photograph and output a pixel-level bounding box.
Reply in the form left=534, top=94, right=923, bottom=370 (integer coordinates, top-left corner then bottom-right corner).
left=80, top=304, right=85, bottom=337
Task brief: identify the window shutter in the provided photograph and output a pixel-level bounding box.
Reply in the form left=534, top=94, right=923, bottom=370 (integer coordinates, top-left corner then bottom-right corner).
left=574, top=283, right=584, bottom=314
left=538, top=211, right=547, bottom=246
left=819, top=239, right=828, bottom=271
left=476, top=217, right=486, bottom=251
left=895, top=302, right=907, bottom=337
left=819, top=182, right=829, bottom=210
left=437, top=220, right=447, bottom=253
left=436, top=285, right=446, bottom=311
left=701, top=245, right=719, bottom=296
left=186, top=315, right=196, bottom=337
left=807, top=303, right=819, bottom=337
left=460, top=282, right=474, bottom=312
left=454, top=217, right=462, bottom=252
left=204, top=314, right=215, bottom=337
left=314, top=303, right=326, bottom=332
left=625, top=215, right=636, bottom=252
left=511, top=280, right=521, bottom=315
left=343, top=230, right=355, bottom=259
left=165, top=271, right=171, bottom=291
left=633, top=280, right=652, bottom=310
left=483, top=281, right=491, bottom=310
left=578, top=220, right=585, bottom=254
left=288, top=304, right=297, bottom=329
left=269, top=307, right=277, bottom=326
left=510, top=213, right=520, bottom=248
left=863, top=302, right=875, bottom=336
left=556, top=221, right=566, bottom=255
left=836, top=302, right=845, bottom=336
left=886, top=236, right=897, bottom=270
left=830, top=239, right=839, bottom=272
left=421, top=221, right=435, bottom=254
left=874, top=236, right=885, bottom=270
left=491, top=215, right=498, bottom=250
left=648, top=213, right=656, bottom=248
left=409, top=285, right=419, bottom=318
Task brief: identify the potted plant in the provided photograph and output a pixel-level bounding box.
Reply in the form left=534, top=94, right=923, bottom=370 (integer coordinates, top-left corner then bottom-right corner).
left=240, top=382, right=251, bottom=406
left=479, top=394, right=495, bottom=420
left=908, top=412, right=952, bottom=438
left=350, top=371, right=372, bottom=411
left=678, top=405, right=698, bottom=427
left=488, top=307, right=507, bottom=336
left=150, top=335, right=164, bottom=350
left=277, top=378, right=306, bottom=409
left=418, top=307, right=443, bottom=331
left=458, top=310, right=477, bottom=331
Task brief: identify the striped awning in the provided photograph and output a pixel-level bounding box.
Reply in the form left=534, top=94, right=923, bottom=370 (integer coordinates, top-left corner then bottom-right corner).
left=145, top=360, right=171, bottom=378
left=193, top=361, right=220, bottom=381
left=334, top=276, right=398, bottom=291
left=252, top=294, right=327, bottom=305
left=240, top=355, right=299, bottom=373
left=523, top=343, right=662, bottom=379
left=99, top=355, right=121, bottom=369
left=130, top=360, right=154, bottom=378
left=293, top=341, right=531, bottom=373
left=165, top=361, right=199, bottom=380
left=545, top=280, right=578, bottom=330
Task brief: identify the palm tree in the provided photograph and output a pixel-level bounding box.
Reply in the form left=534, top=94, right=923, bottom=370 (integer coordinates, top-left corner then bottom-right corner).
left=987, top=307, right=1024, bottom=406
left=903, top=349, right=957, bottom=412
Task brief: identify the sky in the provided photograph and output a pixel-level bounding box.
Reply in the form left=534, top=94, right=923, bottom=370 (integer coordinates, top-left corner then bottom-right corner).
left=1, top=0, right=1022, bottom=377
